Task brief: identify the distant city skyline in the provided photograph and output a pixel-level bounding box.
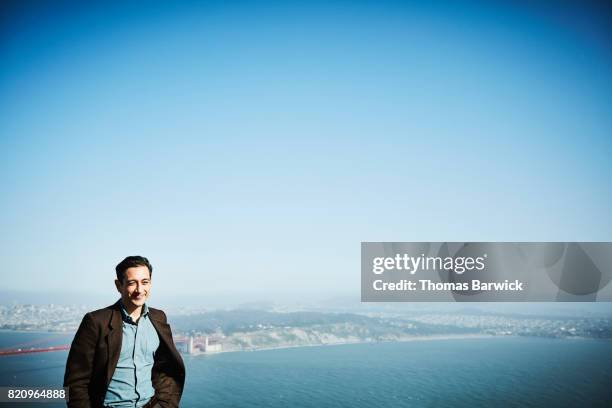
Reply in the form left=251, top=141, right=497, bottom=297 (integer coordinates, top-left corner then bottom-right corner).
left=1, top=1, right=611, bottom=298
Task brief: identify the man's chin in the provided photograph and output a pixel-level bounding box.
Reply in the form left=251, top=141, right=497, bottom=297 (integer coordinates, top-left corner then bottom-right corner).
left=127, top=297, right=147, bottom=306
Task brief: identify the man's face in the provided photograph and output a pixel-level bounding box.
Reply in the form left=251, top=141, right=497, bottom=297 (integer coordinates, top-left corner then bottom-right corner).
left=115, top=265, right=151, bottom=309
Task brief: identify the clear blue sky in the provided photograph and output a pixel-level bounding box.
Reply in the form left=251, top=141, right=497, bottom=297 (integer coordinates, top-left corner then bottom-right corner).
left=1, top=0, right=611, bottom=298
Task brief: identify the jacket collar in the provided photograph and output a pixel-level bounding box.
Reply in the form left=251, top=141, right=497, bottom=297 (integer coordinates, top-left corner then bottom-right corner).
left=109, top=300, right=122, bottom=329
left=109, top=300, right=151, bottom=328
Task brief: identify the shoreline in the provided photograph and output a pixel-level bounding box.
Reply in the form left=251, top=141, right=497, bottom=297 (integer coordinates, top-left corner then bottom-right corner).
left=189, top=334, right=507, bottom=357
left=187, top=334, right=612, bottom=357
left=1, top=330, right=608, bottom=356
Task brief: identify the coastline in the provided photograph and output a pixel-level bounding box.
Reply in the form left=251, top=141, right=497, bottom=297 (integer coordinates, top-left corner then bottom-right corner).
left=1, top=330, right=607, bottom=357
left=189, top=333, right=504, bottom=357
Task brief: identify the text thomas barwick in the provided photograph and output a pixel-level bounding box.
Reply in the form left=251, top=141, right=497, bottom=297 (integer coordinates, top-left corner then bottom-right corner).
left=373, top=279, right=525, bottom=291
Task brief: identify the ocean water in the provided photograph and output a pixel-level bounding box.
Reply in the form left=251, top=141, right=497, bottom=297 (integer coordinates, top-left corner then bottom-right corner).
left=1, top=332, right=611, bottom=407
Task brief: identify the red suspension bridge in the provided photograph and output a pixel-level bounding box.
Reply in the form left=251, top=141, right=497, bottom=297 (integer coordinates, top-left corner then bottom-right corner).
left=0, top=345, right=70, bottom=356
left=0, top=336, right=192, bottom=356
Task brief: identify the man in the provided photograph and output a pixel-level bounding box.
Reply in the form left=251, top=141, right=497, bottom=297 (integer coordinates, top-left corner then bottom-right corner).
left=64, top=256, right=185, bottom=408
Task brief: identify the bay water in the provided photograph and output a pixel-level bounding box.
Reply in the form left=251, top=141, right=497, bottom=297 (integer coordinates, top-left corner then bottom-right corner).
left=1, top=332, right=611, bottom=407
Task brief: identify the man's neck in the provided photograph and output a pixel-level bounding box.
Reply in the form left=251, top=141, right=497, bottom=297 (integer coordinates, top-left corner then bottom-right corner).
left=121, top=300, right=143, bottom=322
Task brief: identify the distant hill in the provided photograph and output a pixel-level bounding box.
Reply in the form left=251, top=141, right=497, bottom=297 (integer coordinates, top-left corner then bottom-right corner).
left=170, top=310, right=376, bottom=334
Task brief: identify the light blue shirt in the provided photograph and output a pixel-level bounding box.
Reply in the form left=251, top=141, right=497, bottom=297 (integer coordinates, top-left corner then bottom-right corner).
left=104, top=302, right=160, bottom=407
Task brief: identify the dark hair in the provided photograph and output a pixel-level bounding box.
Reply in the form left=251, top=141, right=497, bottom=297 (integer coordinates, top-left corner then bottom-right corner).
left=115, top=256, right=153, bottom=282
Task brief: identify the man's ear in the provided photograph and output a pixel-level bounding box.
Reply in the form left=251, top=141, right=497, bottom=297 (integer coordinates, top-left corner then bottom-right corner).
left=114, top=279, right=122, bottom=292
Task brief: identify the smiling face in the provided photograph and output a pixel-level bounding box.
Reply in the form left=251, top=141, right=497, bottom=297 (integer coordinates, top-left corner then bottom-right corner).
left=115, top=265, right=151, bottom=310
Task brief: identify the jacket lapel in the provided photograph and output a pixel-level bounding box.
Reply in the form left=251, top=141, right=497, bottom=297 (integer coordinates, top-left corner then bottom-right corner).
left=150, top=315, right=185, bottom=372
left=105, top=301, right=123, bottom=388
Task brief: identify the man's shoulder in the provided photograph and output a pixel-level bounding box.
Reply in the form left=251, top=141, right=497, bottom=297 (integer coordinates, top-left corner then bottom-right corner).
left=82, top=303, right=119, bottom=325
left=147, top=306, right=168, bottom=323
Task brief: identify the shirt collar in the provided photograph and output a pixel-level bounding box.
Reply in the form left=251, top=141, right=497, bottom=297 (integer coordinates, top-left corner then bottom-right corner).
left=119, top=300, right=149, bottom=324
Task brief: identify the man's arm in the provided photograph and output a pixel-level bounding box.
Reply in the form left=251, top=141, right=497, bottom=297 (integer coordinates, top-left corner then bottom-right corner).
left=152, top=311, right=184, bottom=408
left=64, top=313, right=97, bottom=408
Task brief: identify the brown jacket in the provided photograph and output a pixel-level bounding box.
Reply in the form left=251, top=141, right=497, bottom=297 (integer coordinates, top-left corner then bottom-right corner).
left=64, top=301, right=186, bottom=408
